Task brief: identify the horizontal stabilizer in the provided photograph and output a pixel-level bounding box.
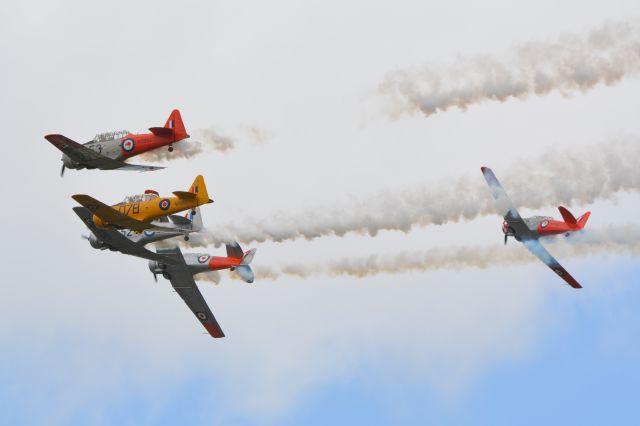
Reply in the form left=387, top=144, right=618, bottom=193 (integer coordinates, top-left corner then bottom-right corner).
left=225, top=242, right=244, bottom=259
left=235, top=265, right=255, bottom=283
left=149, top=127, right=174, bottom=137
left=558, top=206, right=577, bottom=225
left=168, top=214, right=192, bottom=226
left=172, top=191, right=197, bottom=199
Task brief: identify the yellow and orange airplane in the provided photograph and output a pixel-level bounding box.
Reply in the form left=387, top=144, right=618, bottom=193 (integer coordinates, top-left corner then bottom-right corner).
left=72, top=175, right=213, bottom=236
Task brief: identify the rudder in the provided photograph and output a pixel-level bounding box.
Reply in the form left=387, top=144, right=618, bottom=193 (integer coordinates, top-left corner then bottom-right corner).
left=188, top=175, right=213, bottom=205
left=164, top=109, right=188, bottom=140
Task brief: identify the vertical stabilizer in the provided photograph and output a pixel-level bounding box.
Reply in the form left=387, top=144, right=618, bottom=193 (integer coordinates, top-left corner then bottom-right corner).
left=164, top=109, right=188, bottom=140
left=189, top=175, right=212, bottom=205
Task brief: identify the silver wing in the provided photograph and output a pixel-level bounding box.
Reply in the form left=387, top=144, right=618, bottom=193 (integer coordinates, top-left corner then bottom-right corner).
left=522, top=239, right=582, bottom=288
left=72, top=207, right=179, bottom=264
left=481, top=167, right=582, bottom=289
left=156, top=247, right=225, bottom=338
left=46, top=134, right=164, bottom=172
left=481, top=166, right=535, bottom=240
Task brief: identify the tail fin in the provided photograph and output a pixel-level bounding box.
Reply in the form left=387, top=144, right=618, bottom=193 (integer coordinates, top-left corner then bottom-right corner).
left=189, top=175, right=213, bottom=205
left=241, top=248, right=257, bottom=265
left=164, top=109, right=188, bottom=140
left=187, top=206, right=203, bottom=231
left=576, top=211, right=591, bottom=229
left=236, top=247, right=256, bottom=283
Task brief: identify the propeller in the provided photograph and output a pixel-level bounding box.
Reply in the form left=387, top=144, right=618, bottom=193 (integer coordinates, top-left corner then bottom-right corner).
left=151, top=271, right=158, bottom=283
left=81, top=234, right=90, bottom=240
left=60, top=164, right=66, bottom=177
left=504, top=234, right=508, bottom=245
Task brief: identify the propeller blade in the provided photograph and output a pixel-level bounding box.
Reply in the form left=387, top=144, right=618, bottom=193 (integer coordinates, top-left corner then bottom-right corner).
left=60, top=164, right=66, bottom=177
left=152, top=272, right=158, bottom=283
left=504, top=234, right=508, bottom=245
left=81, top=234, right=90, bottom=240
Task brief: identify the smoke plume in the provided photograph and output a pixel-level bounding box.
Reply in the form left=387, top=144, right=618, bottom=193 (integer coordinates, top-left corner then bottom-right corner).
left=195, top=128, right=236, bottom=153
left=139, top=140, right=204, bottom=162
left=194, top=270, right=222, bottom=284
left=185, top=139, right=640, bottom=247
left=259, top=225, right=640, bottom=280
left=380, top=20, right=640, bottom=117
left=138, top=126, right=269, bottom=162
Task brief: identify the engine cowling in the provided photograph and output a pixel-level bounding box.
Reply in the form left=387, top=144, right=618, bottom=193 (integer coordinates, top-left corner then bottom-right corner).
left=62, top=154, right=81, bottom=170
left=148, top=260, right=167, bottom=275
left=88, top=234, right=107, bottom=250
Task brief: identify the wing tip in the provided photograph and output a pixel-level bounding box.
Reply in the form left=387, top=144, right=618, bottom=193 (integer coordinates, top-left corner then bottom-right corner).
left=203, top=322, right=225, bottom=338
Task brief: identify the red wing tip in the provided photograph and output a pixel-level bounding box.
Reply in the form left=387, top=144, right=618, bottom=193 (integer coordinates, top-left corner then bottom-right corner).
left=44, top=134, right=62, bottom=141
left=480, top=166, right=489, bottom=172
left=203, top=322, right=225, bottom=338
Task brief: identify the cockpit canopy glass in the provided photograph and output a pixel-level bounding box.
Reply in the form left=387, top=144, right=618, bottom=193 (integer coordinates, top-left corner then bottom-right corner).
left=120, top=192, right=159, bottom=204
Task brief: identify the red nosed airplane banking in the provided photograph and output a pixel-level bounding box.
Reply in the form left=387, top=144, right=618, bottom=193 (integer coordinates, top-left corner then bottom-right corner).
left=481, top=166, right=591, bottom=288
left=45, top=109, right=189, bottom=176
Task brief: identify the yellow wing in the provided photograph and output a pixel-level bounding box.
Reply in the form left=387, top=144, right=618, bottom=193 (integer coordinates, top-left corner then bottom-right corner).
left=71, top=194, right=155, bottom=231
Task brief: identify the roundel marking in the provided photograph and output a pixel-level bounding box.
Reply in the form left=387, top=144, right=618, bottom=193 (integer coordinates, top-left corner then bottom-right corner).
left=159, top=199, right=171, bottom=211
left=541, top=220, right=549, bottom=228
left=121, top=138, right=135, bottom=152
left=143, top=230, right=156, bottom=237
left=198, top=255, right=210, bottom=264
left=196, top=312, right=208, bottom=321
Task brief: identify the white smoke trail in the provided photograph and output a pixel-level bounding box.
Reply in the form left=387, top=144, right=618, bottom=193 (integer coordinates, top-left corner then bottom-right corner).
left=185, top=139, right=640, bottom=247
left=194, top=270, right=222, bottom=284
left=195, top=127, right=236, bottom=153
left=259, top=225, right=640, bottom=280
left=380, top=20, right=640, bottom=117
left=138, top=140, right=204, bottom=162
left=138, top=126, right=269, bottom=162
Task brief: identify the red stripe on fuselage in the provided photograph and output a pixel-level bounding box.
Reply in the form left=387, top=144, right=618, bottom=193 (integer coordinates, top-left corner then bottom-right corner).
left=121, top=133, right=182, bottom=158
left=537, top=219, right=581, bottom=236
left=208, top=256, right=242, bottom=271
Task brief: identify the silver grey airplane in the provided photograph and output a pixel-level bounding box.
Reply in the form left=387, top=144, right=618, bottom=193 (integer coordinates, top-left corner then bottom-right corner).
left=149, top=245, right=257, bottom=338
left=73, top=205, right=203, bottom=264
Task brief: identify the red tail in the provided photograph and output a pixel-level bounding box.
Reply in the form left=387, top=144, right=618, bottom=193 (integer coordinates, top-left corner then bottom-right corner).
left=559, top=206, right=590, bottom=229
left=576, top=211, right=591, bottom=229
left=164, top=109, right=188, bottom=140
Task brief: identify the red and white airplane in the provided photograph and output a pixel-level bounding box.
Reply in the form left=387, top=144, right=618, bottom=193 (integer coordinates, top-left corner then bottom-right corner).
left=45, top=109, right=189, bottom=176
left=149, top=244, right=257, bottom=338
left=481, top=166, right=590, bottom=288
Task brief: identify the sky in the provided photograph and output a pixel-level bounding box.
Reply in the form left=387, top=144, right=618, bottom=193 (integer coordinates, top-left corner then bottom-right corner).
left=1, top=0, right=640, bottom=425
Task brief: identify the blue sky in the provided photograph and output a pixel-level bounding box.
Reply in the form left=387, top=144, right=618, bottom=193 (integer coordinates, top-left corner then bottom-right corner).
left=2, top=258, right=638, bottom=425
left=1, top=1, right=640, bottom=425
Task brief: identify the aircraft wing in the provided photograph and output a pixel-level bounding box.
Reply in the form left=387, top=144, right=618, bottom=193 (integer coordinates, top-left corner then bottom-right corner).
left=72, top=207, right=180, bottom=264
left=157, top=247, right=225, bottom=338
left=522, top=239, right=582, bottom=288
left=45, top=134, right=164, bottom=172
left=481, top=166, right=536, bottom=240
left=72, top=194, right=155, bottom=231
